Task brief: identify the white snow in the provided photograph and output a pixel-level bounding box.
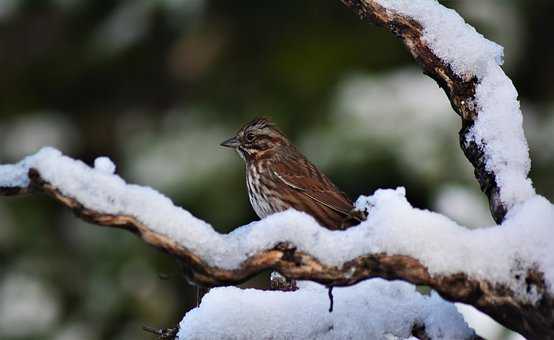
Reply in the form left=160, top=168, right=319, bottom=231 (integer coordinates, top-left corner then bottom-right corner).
left=178, top=279, right=475, bottom=340
left=0, top=163, right=29, bottom=188
left=0, top=147, right=60, bottom=188
left=94, top=157, right=116, bottom=175
left=375, top=0, right=534, bottom=208
left=456, top=304, right=525, bottom=340
left=466, top=62, right=535, bottom=207
left=0, top=148, right=552, bottom=300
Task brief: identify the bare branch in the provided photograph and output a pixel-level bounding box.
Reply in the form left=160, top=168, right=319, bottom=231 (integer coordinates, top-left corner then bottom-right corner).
left=142, top=325, right=179, bottom=340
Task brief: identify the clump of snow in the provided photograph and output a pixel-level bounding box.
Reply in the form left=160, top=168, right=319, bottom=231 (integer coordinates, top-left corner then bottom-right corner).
left=0, top=147, right=62, bottom=188
left=0, top=163, right=29, bottom=188
left=94, top=157, right=116, bottom=175
left=466, top=62, right=535, bottom=207
left=376, top=0, right=534, bottom=209
left=178, top=279, right=475, bottom=340
left=0, top=148, right=553, bottom=300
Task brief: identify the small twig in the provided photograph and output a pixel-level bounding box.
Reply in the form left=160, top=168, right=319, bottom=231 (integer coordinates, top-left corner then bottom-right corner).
left=328, top=286, right=334, bottom=313
left=142, top=325, right=179, bottom=339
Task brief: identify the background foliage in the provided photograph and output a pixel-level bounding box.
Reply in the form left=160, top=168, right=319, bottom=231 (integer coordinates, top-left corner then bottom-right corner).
left=0, top=1, right=552, bottom=339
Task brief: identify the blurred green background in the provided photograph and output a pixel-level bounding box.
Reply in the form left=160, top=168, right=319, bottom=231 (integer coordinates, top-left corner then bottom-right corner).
left=0, top=1, right=552, bottom=339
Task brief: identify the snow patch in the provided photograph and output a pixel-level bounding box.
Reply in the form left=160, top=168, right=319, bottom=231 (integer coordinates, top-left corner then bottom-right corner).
left=178, top=279, right=474, bottom=340
left=467, top=62, right=535, bottom=207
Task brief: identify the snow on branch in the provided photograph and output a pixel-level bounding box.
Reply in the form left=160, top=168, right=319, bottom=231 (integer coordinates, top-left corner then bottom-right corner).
left=0, top=0, right=552, bottom=338
left=0, top=148, right=552, bottom=338
left=341, top=0, right=534, bottom=223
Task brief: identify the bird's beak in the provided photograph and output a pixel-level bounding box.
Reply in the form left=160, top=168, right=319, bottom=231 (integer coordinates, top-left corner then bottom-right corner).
left=220, top=136, right=240, bottom=148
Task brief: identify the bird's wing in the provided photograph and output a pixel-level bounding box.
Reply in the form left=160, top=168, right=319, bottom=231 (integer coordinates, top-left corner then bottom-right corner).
left=271, top=163, right=354, bottom=217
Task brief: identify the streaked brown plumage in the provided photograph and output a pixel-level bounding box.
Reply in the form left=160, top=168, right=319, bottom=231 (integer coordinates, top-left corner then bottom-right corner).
left=221, top=117, right=361, bottom=230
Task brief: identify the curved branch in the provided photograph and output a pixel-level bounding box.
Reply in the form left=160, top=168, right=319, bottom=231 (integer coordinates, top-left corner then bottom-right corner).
left=340, top=0, right=511, bottom=223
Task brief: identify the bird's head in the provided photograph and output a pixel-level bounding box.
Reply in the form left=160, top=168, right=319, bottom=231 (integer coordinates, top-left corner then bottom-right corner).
left=221, top=117, right=289, bottom=161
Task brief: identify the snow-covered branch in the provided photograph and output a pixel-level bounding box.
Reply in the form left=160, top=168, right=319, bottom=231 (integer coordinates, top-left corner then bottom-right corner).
left=341, top=0, right=534, bottom=224
left=0, top=148, right=552, bottom=338
left=1, top=0, right=552, bottom=338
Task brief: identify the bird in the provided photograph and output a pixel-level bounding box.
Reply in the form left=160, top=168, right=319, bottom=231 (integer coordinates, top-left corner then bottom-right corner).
left=220, top=117, right=362, bottom=230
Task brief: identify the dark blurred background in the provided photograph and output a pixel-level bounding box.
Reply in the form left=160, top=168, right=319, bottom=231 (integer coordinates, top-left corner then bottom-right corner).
left=0, top=1, right=552, bottom=339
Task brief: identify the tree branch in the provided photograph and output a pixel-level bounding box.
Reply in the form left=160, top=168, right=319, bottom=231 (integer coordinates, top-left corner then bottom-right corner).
left=340, top=0, right=507, bottom=223
left=0, top=169, right=547, bottom=338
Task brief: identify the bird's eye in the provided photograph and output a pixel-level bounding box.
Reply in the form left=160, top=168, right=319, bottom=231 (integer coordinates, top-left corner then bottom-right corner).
left=245, top=132, right=255, bottom=142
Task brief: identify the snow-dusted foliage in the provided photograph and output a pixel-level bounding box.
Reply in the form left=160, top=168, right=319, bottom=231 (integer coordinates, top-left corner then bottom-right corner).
left=178, top=279, right=474, bottom=340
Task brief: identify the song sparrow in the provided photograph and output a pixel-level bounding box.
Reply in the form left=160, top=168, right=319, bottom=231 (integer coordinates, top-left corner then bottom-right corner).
left=221, top=117, right=361, bottom=230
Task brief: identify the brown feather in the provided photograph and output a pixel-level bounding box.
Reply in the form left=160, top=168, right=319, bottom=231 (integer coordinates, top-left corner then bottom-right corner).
left=271, top=148, right=354, bottom=217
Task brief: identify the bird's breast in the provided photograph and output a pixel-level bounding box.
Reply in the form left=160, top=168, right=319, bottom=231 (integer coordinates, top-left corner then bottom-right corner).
left=246, top=161, right=284, bottom=219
